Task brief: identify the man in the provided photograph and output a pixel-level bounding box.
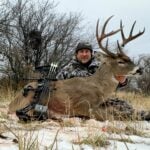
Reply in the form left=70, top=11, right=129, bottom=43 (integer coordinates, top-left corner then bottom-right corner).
left=56, top=41, right=128, bottom=88
left=56, top=42, right=100, bottom=80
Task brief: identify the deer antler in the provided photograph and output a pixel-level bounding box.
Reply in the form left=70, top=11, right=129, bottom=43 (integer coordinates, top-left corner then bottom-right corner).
left=120, top=21, right=145, bottom=47
left=97, top=16, right=145, bottom=57
left=117, top=21, right=145, bottom=55
left=96, top=16, right=121, bottom=57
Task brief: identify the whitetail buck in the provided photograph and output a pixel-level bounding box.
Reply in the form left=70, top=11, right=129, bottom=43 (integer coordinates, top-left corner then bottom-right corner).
left=9, top=16, right=149, bottom=121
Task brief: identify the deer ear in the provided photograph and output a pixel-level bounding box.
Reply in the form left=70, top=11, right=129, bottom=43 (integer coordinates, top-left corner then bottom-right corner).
left=94, top=52, right=108, bottom=62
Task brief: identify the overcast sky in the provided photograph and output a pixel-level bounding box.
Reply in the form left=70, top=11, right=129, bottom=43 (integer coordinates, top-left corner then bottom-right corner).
left=56, top=0, right=150, bottom=58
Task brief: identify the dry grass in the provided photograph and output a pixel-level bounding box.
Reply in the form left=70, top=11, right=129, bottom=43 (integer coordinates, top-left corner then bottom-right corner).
left=106, top=124, right=146, bottom=137
left=125, top=126, right=145, bottom=136
left=73, top=133, right=110, bottom=148
left=113, top=91, right=150, bottom=111
left=3, top=123, right=40, bottom=150
left=0, top=87, right=16, bottom=102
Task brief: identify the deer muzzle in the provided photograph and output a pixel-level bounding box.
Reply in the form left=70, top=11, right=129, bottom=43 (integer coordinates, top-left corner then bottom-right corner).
left=128, top=66, right=143, bottom=76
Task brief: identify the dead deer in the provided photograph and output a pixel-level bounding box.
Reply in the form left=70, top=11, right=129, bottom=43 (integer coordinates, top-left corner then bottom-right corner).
left=9, top=16, right=148, bottom=121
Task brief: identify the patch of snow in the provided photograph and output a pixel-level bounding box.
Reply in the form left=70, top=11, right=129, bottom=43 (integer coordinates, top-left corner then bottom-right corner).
left=0, top=118, right=150, bottom=150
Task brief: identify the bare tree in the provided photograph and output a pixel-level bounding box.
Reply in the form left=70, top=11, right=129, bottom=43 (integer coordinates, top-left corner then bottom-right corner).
left=137, top=55, right=150, bottom=95
left=0, top=0, right=83, bottom=86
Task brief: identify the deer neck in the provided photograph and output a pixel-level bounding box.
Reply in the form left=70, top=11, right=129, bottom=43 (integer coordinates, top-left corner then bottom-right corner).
left=92, top=63, right=119, bottom=90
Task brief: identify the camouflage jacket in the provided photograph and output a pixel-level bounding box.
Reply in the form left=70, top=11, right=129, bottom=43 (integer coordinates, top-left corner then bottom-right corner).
left=56, top=56, right=101, bottom=80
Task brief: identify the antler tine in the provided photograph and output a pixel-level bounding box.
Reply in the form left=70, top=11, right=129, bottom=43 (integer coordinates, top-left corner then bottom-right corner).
left=117, top=40, right=126, bottom=56
left=120, top=20, right=125, bottom=42
left=101, top=16, right=120, bottom=37
left=120, top=21, right=145, bottom=47
left=129, top=21, right=136, bottom=37
left=96, top=16, right=121, bottom=57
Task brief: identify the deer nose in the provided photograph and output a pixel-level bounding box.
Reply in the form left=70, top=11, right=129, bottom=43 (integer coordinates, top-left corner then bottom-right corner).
left=136, top=67, right=143, bottom=75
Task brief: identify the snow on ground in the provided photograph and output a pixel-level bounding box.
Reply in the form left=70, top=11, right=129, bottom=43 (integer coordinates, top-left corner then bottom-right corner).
left=0, top=114, right=150, bottom=150
left=0, top=104, right=150, bottom=150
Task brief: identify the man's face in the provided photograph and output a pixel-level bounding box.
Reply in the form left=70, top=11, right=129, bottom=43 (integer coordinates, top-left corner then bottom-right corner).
left=76, top=49, right=92, bottom=64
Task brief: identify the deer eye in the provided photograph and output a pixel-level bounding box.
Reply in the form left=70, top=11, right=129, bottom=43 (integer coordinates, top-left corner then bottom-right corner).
left=118, top=61, right=125, bottom=64
left=117, top=61, right=126, bottom=67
